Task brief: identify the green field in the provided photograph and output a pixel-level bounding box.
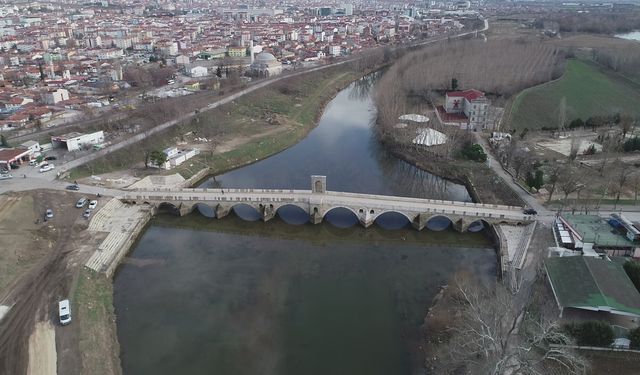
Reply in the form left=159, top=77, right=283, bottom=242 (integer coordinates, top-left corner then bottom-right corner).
left=508, top=59, right=640, bottom=131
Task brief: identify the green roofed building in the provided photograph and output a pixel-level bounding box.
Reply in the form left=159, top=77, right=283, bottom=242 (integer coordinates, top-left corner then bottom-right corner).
left=545, top=256, right=640, bottom=318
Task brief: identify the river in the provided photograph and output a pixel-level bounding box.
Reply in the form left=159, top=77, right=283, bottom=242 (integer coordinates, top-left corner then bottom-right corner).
left=113, top=73, right=497, bottom=375
left=616, top=30, right=640, bottom=41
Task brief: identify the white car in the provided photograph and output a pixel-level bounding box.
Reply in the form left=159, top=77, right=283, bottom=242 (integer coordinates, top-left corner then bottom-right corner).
left=0, top=174, right=13, bottom=180
left=39, top=164, right=55, bottom=173
left=59, top=299, right=71, bottom=325
left=88, top=200, right=98, bottom=210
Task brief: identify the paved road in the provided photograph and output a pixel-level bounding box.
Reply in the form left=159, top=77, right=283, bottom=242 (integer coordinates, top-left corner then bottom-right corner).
left=475, top=134, right=555, bottom=224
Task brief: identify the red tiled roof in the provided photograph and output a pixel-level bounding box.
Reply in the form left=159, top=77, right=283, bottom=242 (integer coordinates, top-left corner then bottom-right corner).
left=436, top=106, right=468, bottom=123
left=0, top=148, right=30, bottom=162
left=446, top=89, right=484, bottom=101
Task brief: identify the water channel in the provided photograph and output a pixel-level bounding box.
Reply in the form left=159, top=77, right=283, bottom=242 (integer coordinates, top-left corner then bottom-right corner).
left=113, top=73, right=498, bottom=375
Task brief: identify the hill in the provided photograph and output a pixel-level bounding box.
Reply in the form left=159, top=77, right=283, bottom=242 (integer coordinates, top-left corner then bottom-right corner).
left=507, top=59, right=640, bottom=131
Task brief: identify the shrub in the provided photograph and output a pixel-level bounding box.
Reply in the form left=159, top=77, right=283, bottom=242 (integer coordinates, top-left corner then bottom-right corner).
left=564, top=321, right=614, bottom=347
left=461, top=143, right=487, bottom=162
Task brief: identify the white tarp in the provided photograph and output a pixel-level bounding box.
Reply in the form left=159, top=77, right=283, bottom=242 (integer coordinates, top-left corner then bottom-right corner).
left=399, top=114, right=429, bottom=123
left=412, top=128, right=447, bottom=147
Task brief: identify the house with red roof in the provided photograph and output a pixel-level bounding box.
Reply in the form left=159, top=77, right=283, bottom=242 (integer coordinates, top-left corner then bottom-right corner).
left=437, top=89, right=490, bottom=130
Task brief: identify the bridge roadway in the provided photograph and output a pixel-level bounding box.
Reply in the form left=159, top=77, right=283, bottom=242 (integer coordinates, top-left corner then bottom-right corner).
left=122, top=186, right=533, bottom=231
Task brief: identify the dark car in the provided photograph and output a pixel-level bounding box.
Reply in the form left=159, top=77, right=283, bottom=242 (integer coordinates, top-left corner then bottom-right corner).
left=44, top=156, right=57, bottom=161
left=523, top=208, right=537, bottom=215
left=66, top=184, right=80, bottom=191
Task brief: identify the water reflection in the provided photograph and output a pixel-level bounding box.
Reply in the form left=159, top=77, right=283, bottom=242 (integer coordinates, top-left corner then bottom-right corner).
left=198, top=72, right=470, bottom=202
left=277, top=205, right=309, bottom=225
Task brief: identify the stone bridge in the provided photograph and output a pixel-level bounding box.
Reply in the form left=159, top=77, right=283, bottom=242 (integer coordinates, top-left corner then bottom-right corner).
left=120, top=176, right=533, bottom=232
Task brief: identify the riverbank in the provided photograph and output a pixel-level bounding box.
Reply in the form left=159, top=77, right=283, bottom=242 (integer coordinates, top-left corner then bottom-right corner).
left=384, top=142, right=525, bottom=207
left=70, top=64, right=373, bottom=182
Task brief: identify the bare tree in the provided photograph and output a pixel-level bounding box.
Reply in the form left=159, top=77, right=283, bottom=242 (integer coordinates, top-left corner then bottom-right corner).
left=612, top=160, right=633, bottom=209
left=434, top=274, right=588, bottom=375
left=558, top=97, right=567, bottom=137
left=568, top=137, right=580, bottom=161
left=558, top=166, right=585, bottom=212
left=546, top=164, right=562, bottom=203
left=619, top=113, right=633, bottom=139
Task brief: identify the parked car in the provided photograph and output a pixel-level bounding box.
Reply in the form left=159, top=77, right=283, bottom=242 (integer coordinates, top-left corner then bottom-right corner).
left=44, top=156, right=57, bottom=161
left=75, top=197, right=88, bottom=208
left=39, top=164, right=55, bottom=173
left=10, top=164, right=19, bottom=169
left=58, top=299, right=71, bottom=325
left=0, top=174, right=13, bottom=180
left=83, top=209, right=91, bottom=218
left=28, top=160, right=38, bottom=166
left=66, top=184, right=80, bottom=191
left=523, top=208, right=537, bottom=215
left=46, top=209, right=53, bottom=218
left=88, top=200, right=98, bottom=210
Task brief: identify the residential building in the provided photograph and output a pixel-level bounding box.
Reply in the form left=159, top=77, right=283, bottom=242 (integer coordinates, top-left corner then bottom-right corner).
left=437, top=89, right=490, bottom=130
left=41, top=88, right=70, bottom=104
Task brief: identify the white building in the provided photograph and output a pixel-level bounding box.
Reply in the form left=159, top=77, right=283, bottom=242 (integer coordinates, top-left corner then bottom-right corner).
left=20, top=140, right=41, bottom=155
left=41, top=88, right=69, bottom=104
left=155, top=147, right=199, bottom=170
left=51, top=131, right=105, bottom=151
left=329, top=45, right=341, bottom=56
left=96, top=49, right=124, bottom=61
left=442, top=89, right=490, bottom=130
left=186, top=65, right=208, bottom=78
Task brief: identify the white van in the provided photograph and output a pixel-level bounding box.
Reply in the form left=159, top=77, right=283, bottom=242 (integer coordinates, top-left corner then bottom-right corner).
left=58, top=299, right=71, bottom=325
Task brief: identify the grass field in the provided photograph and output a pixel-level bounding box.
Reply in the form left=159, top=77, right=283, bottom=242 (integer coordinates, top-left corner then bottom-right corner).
left=508, top=59, right=640, bottom=131
left=73, top=268, right=121, bottom=375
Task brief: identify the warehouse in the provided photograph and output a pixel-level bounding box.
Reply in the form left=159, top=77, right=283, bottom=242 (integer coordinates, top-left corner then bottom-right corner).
left=51, top=131, right=105, bottom=152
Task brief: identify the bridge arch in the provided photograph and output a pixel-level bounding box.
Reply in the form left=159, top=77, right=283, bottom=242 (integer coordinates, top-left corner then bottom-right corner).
left=194, top=203, right=216, bottom=218
left=425, top=214, right=454, bottom=231
left=372, top=210, right=414, bottom=230
left=230, top=203, right=261, bottom=221
left=371, top=210, right=415, bottom=223
left=276, top=204, right=309, bottom=225
left=157, top=202, right=182, bottom=215
left=465, top=219, right=492, bottom=233
left=322, top=206, right=360, bottom=228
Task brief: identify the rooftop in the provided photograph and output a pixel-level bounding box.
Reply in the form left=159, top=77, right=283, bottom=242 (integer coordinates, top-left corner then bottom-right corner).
left=446, top=89, right=484, bottom=101
left=561, top=214, right=635, bottom=248
left=546, top=256, right=640, bottom=317
left=0, top=148, right=30, bottom=162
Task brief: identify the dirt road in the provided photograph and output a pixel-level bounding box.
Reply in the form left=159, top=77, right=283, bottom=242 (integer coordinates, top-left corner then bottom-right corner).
left=27, top=322, right=57, bottom=375
left=0, top=190, right=89, bottom=375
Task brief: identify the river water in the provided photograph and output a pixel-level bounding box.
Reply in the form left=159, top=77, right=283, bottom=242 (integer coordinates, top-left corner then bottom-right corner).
left=616, top=30, right=640, bottom=41
left=114, top=73, right=497, bottom=375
